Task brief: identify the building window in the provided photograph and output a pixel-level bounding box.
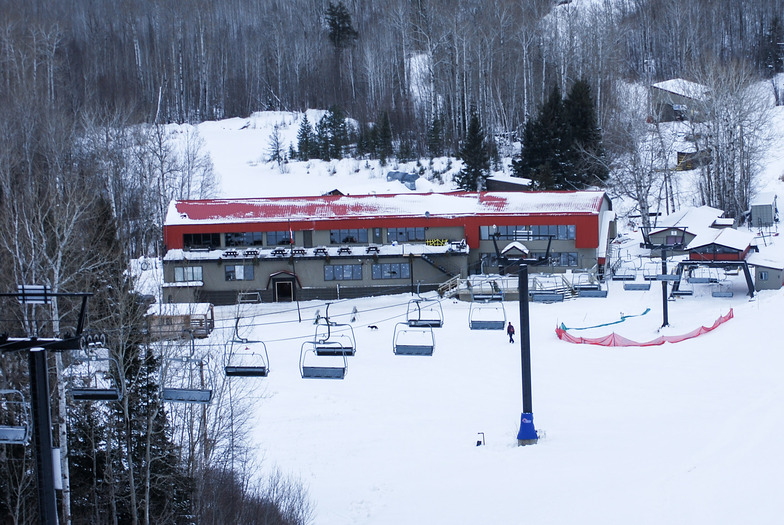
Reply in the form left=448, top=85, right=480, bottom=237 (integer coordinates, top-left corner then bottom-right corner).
left=371, top=263, right=411, bottom=280
left=330, top=229, right=368, bottom=244
left=267, top=231, right=292, bottom=246
left=174, top=266, right=203, bottom=282
left=387, top=227, right=426, bottom=242
left=479, top=225, right=575, bottom=241
left=530, top=225, right=575, bottom=240
left=324, top=264, right=362, bottom=281
left=759, top=270, right=769, bottom=281
left=183, top=233, right=220, bottom=249
left=480, top=225, right=527, bottom=240
left=226, top=232, right=264, bottom=247
left=225, top=264, right=255, bottom=281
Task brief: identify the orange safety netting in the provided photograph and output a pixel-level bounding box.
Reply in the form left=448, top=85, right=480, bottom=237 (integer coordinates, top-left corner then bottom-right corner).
left=555, top=309, right=734, bottom=347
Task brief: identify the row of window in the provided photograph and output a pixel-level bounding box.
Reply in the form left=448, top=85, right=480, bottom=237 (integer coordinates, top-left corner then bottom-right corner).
left=479, top=224, right=576, bottom=241
left=173, top=263, right=412, bottom=283
left=186, top=225, right=578, bottom=250
left=330, top=229, right=368, bottom=244
left=187, top=231, right=292, bottom=249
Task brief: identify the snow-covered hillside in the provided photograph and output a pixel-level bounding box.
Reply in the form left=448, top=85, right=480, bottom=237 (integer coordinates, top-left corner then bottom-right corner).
left=194, top=110, right=466, bottom=199
left=151, top=96, right=784, bottom=524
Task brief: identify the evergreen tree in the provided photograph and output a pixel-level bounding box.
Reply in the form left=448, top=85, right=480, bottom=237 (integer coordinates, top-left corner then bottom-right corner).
left=315, top=106, right=349, bottom=161
left=325, top=2, right=358, bottom=50
left=375, top=111, right=393, bottom=163
left=356, top=122, right=372, bottom=158
left=296, top=114, right=316, bottom=161
left=427, top=115, right=443, bottom=158
left=398, top=131, right=416, bottom=163
left=454, top=110, right=490, bottom=191
left=563, top=79, right=608, bottom=187
left=512, top=85, right=571, bottom=190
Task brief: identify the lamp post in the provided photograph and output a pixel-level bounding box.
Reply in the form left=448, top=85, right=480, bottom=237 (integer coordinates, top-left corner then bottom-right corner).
left=516, top=265, right=538, bottom=445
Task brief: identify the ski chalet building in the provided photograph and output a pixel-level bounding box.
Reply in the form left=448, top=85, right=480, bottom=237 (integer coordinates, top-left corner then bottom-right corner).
left=161, top=191, right=615, bottom=305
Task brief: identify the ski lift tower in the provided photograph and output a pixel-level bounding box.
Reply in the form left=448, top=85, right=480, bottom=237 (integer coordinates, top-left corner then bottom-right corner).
left=639, top=227, right=687, bottom=328
left=0, top=286, right=93, bottom=525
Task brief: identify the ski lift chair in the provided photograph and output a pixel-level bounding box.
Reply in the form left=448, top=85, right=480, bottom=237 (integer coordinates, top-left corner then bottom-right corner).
left=224, top=343, right=270, bottom=377
left=68, top=334, right=122, bottom=402
left=313, top=304, right=357, bottom=356
left=392, top=322, right=435, bottom=356
left=406, top=298, right=444, bottom=328
left=0, top=389, right=31, bottom=445
left=711, top=282, right=734, bottom=298
left=299, top=340, right=347, bottom=379
left=468, top=301, right=506, bottom=330
left=162, top=332, right=214, bottom=404
left=223, top=318, right=270, bottom=377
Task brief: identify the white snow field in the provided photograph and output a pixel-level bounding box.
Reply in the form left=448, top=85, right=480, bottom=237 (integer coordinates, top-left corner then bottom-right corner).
left=214, top=280, right=783, bottom=525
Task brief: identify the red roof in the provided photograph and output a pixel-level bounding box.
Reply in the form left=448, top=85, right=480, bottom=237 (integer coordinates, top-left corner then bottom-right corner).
left=165, top=191, right=608, bottom=225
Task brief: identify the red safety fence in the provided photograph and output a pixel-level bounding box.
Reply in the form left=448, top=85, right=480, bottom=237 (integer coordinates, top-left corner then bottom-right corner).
left=555, top=309, right=734, bottom=347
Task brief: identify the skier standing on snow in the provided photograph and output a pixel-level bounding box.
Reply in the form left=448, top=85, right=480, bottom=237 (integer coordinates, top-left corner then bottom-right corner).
left=507, top=322, right=515, bottom=343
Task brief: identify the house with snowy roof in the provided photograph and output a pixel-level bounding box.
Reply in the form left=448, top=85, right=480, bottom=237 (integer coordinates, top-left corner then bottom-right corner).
left=161, top=191, right=615, bottom=304
left=651, top=78, right=709, bottom=122
left=645, top=205, right=726, bottom=251
left=686, top=228, right=755, bottom=262
left=747, top=250, right=784, bottom=291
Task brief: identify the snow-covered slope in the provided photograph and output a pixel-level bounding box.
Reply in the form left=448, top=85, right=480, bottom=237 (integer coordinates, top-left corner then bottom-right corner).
left=158, top=97, right=784, bottom=524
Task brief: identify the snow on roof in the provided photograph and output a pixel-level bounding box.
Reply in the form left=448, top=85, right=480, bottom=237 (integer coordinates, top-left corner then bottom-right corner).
left=747, top=252, right=784, bottom=270
left=751, top=192, right=777, bottom=206
left=165, top=191, right=607, bottom=226
left=486, top=174, right=531, bottom=186
left=501, top=241, right=530, bottom=255
left=712, top=218, right=735, bottom=227
left=651, top=78, right=709, bottom=100
left=686, top=228, right=754, bottom=251
left=650, top=205, right=724, bottom=236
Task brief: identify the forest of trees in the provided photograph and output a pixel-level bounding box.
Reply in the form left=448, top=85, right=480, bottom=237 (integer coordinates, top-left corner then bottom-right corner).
left=1, top=0, right=783, bottom=523
left=1, top=0, right=782, bottom=149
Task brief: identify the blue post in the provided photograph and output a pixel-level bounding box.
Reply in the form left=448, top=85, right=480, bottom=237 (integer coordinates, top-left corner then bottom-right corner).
left=517, top=265, right=538, bottom=445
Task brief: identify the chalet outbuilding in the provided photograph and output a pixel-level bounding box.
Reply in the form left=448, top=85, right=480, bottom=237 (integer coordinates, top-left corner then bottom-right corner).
left=646, top=205, right=726, bottom=251
left=651, top=78, right=709, bottom=122
left=747, top=253, right=784, bottom=291
left=686, top=228, right=755, bottom=262
left=161, top=191, right=615, bottom=305
left=147, top=302, right=215, bottom=340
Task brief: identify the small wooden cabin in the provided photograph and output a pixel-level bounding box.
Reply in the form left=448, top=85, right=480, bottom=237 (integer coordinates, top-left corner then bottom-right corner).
left=147, top=303, right=215, bottom=340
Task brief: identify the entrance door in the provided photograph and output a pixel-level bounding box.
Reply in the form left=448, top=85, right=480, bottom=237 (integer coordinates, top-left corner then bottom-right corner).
left=274, top=280, right=294, bottom=302
left=303, top=230, right=313, bottom=248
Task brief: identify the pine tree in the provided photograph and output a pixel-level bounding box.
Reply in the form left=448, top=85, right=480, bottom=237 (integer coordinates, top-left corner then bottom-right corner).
left=427, top=115, right=443, bottom=158
left=563, top=79, right=608, bottom=187
left=296, top=114, right=316, bottom=161
left=325, top=2, right=359, bottom=50
left=512, top=85, right=570, bottom=190
left=454, top=111, right=490, bottom=191
left=375, top=111, right=393, bottom=163
left=315, top=113, right=332, bottom=161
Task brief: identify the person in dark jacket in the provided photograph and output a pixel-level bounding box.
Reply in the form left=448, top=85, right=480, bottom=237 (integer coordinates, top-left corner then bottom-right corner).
left=507, top=322, right=515, bottom=343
